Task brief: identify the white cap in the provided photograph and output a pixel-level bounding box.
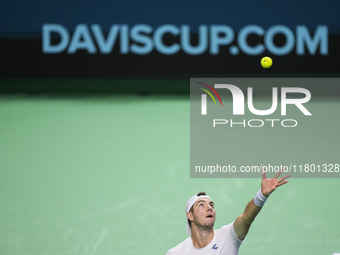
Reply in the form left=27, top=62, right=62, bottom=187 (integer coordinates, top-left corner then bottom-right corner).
left=185, top=194, right=212, bottom=235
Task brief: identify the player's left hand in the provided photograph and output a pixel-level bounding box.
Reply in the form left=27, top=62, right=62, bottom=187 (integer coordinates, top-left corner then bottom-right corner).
left=261, top=169, right=290, bottom=197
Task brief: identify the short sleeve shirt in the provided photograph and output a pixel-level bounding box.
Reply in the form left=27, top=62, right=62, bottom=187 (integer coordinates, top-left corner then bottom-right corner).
left=166, top=222, right=242, bottom=255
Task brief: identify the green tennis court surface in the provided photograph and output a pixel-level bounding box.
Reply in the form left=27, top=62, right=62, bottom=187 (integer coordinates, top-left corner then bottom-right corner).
left=0, top=94, right=339, bottom=255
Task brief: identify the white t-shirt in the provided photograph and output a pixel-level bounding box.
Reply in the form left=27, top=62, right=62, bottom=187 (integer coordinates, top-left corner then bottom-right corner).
left=166, top=222, right=242, bottom=255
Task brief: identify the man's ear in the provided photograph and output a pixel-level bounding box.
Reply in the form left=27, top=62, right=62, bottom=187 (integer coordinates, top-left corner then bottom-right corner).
left=187, top=211, right=193, bottom=222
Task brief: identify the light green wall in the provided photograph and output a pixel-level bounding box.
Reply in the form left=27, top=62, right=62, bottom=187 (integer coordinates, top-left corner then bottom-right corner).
left=0, top=95, right=339, bottom=255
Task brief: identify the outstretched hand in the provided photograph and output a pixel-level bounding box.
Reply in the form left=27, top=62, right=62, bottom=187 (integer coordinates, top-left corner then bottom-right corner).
left=261, top=169, right=290, bottom=197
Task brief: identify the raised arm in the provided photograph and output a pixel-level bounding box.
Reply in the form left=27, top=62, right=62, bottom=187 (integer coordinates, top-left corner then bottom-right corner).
left=233, top=170, right=290, bottom=240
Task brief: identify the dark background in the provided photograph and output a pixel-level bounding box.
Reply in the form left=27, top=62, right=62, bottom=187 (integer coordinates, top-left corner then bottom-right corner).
left=1, top=0, right=340, bottom=94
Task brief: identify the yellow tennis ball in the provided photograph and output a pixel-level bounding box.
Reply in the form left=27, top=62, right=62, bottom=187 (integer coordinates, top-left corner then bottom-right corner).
left=261, top=57, right=273, bottom=68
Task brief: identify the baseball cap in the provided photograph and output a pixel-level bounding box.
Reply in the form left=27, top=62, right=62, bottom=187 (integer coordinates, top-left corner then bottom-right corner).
left=185, top=193, right=212, bottom=235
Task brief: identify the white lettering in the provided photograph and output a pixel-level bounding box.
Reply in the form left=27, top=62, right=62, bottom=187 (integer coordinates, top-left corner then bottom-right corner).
left=214, top=84, right=244, bottom=115
left=248, top=87, right=278, bottom=115
left=281, top=87, right=312, bottom=115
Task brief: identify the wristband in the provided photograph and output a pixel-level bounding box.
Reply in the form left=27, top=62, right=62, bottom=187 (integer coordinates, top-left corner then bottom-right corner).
left=254, top=190, right=268, bottom=207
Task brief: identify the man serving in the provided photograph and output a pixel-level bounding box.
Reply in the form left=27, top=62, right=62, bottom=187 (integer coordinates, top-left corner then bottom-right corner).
left=166, top=170, right=290, bottom=255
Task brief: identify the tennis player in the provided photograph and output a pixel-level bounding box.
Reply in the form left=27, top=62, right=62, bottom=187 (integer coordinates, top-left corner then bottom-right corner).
left=166, top=170, right=290, bottom=255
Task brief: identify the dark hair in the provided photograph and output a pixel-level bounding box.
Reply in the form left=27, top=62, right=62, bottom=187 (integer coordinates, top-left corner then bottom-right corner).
left=188, top=192, right=206, bottom=227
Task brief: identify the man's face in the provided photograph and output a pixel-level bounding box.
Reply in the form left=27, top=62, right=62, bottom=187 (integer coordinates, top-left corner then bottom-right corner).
left=189, top=198, right=216, bottom=231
